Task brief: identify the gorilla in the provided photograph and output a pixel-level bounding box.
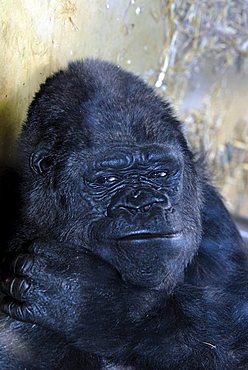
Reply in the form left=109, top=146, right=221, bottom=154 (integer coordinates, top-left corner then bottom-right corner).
left=0, top=59, right=248, bottom=370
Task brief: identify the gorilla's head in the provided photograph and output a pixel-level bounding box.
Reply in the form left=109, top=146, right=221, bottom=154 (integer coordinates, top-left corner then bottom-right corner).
left=18, top=59, right=203, bottom=291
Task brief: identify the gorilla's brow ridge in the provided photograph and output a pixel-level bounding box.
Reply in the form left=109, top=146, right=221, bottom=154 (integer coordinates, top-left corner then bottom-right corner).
left=93, top=149, right=180, bottom=171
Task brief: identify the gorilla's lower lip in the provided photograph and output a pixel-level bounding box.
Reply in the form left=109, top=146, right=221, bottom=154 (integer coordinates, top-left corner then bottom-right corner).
left=118, top=233, right=181, bottom=241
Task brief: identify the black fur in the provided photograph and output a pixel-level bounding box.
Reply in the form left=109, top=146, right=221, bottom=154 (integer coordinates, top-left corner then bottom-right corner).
left=1, top=59, right=248, bottom=369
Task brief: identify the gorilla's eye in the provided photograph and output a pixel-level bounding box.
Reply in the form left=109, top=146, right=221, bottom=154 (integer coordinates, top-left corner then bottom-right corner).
left=95, top=175, right=119, bottom=185
left=149, top=170, right=168, bottom=179
left=106, top=176, right=118, bottom=183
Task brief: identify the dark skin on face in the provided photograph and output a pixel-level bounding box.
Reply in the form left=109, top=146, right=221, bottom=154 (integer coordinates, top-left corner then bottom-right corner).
left=1, top=59, right=248, bottom=370
left=83, top=144, right=200, bottom=289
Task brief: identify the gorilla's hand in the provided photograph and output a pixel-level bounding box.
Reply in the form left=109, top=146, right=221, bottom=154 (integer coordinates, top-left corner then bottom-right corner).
left=0, top=240, right=134, bottom=356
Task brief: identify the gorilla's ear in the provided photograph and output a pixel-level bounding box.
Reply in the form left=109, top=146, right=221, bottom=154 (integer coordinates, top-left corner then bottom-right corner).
left=29, top=147, right=52, bottom=175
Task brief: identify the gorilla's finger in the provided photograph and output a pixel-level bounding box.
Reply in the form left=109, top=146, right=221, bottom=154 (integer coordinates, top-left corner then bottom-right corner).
left=8, top=254, right=35, bottom=275
left=1, top=297, right=34, bottom=323
left=2, top=277, right=31, bottom=302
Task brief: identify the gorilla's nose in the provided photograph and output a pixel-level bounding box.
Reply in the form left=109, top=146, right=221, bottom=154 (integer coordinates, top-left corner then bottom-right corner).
left=107, top=187, right=171, bottom=216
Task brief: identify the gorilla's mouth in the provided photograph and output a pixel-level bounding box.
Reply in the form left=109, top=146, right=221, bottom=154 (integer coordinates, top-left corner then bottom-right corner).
left=118, top=232, right=181, bottom=241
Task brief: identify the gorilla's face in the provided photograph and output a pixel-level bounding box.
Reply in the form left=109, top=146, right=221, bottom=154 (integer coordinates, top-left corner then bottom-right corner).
left=80, top=143, right=202, bottom=290
left=19, top=59, right=203, bottom=291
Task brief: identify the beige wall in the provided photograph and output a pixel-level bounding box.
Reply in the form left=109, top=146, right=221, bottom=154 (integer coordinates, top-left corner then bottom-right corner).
left=0, top=0, right=164, bottom=157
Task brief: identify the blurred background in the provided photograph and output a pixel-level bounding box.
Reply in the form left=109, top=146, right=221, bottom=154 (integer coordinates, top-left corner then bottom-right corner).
left=0, top=1, right=247, bottom=229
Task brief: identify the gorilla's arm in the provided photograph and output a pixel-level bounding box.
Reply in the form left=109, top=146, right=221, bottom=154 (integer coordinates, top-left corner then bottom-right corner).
left=2, top=239, right=245, bottom=369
